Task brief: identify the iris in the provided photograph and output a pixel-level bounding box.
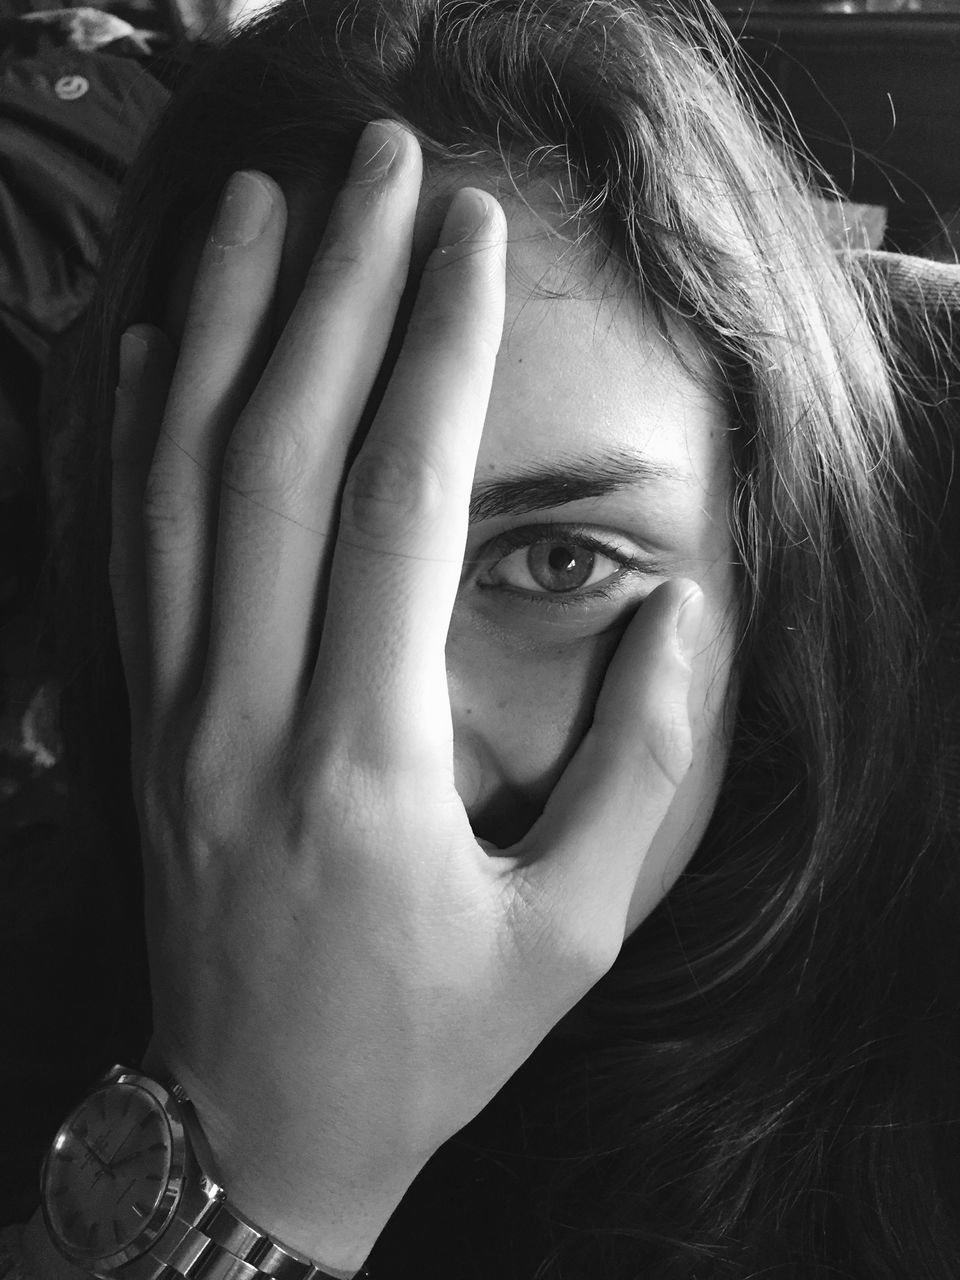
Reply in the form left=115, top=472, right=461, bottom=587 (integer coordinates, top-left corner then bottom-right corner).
left=527, top=541, right=596, bottom=592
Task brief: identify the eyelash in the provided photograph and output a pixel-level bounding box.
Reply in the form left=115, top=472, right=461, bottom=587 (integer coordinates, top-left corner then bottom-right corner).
left=467, top=523, right=657, bottom=609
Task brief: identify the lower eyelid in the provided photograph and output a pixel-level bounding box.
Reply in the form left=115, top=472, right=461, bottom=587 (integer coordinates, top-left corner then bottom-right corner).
left=475, top=568, right=644, bottom=607
left=467, top=583, right=651, bottom=642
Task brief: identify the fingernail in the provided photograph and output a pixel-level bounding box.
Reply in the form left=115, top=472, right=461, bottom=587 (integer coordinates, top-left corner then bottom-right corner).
left=118, top=329, right=149, bottom=390
left=350, top=119, right=404, bottom=182
left=675, top=587, right=704, bottom=667
left=438, top=188, right=490, bottom=247
left=211, top=171, right=274, bottom=248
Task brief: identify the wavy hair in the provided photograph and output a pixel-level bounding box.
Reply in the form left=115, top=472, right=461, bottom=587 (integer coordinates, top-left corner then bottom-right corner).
left=49, top=0, right=959, bottom=1275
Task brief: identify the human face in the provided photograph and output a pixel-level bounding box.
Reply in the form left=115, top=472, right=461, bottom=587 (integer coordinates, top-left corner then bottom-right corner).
left=165, top=179, right=738, bottom=940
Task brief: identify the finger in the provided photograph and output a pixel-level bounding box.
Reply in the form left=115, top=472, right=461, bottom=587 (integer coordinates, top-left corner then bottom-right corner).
left=143, top=170, right=286, bottom=716
left=198, top=121, right=422, bottom=731
left=514, top=579, right=702, bottom=961
left=306, top=187, right=507, bottom=764
left=110, top=324, right=176, bottom=752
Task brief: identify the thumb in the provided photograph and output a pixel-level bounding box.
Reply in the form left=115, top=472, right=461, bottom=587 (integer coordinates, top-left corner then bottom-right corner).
left=512, top=578, right=702, bottom=965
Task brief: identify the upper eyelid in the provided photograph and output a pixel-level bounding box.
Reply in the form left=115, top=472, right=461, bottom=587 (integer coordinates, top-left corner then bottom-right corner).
left=463, top=522, right=655, bottom=571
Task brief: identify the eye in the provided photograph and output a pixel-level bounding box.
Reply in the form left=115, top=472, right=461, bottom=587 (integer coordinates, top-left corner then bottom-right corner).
left=469, top=523, right=657, bottom=609
left=486, top=537, right=625, bottom=595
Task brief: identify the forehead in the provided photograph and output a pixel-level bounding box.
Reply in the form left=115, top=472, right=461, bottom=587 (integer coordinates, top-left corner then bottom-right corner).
left=165, top=175, right=731, bottom=507
left=484, top=221, right=729, bottom=502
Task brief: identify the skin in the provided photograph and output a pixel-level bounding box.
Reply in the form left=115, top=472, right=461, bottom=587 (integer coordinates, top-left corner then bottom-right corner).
left=29, top=121, right=737, bottom=1280
left=160, top=167, right=739, bottom=918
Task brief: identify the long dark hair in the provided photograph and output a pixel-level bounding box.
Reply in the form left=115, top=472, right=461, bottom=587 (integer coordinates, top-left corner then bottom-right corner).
left=48, top=0, right=959, bottom=1274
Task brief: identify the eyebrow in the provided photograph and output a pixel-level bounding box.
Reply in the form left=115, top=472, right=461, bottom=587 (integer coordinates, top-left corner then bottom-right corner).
left=468, top=447, right=690, bottom=522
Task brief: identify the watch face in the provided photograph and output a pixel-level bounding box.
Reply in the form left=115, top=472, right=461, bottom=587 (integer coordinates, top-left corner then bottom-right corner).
left=42, top=1076, right=184, bottom=1266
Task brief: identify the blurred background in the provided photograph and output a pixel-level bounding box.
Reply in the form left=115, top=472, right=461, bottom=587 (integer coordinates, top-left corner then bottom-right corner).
left=718, top=0, right=960, bottom=258
left=1, top=0, right=959, bottom=1222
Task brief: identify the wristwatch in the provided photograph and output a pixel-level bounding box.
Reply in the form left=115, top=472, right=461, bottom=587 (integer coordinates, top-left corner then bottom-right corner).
left=40, top=1065, right=370, bottom=1280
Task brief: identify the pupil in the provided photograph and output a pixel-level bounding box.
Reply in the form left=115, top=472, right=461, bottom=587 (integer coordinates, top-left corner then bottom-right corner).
left=529, top=542, right=595, bottom=592
left=548, top=547, right=577, bottom=573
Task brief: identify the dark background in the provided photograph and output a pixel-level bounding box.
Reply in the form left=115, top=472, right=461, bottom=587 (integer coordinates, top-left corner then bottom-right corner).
left=3, top=0, right=960, bottom=1228
left=718, top=0, right=960, bottom=256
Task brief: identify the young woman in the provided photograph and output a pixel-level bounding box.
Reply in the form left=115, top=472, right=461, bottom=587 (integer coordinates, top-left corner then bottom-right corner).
left=8, top=0, right=960, bottom=1276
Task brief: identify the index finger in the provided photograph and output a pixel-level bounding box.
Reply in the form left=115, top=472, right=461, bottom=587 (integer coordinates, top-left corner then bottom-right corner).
left=306, top=188, right=507, bottom=764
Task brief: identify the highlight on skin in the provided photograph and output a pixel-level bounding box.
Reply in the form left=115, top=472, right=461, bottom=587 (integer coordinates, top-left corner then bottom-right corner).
left=45, top=1, right=956, bottom=1275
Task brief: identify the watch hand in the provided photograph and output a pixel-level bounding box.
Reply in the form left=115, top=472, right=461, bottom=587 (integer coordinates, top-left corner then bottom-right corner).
left=105, top=1127, right=141, bottom=1168
left=80, top=1139, right=113, bottom=1175
left=115, top=1176, right=138, bottom=1205
left=110, top=1149, right=152, bottom=1173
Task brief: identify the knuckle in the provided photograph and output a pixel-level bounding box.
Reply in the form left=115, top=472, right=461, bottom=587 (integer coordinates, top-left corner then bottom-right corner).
left=135, top=744, right=222, bottom=861
left=142, top=462, right=202, bottom=556
left=175, top=715, right=237, bottom=839
left=278, top=748, right=341, bottom=838
left=305, top=224, right=406, bottom=320
left=307, top=233, right=369, bottom=290
left=221, top=411, right=311, bottom=506
left=280, top=746, right=391, bottom=871
left=341, top=441, right=444, bottom=541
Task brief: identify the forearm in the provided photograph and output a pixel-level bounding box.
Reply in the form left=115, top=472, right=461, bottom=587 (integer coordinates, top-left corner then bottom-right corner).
left=18, top=1215, right=91, bottom=1280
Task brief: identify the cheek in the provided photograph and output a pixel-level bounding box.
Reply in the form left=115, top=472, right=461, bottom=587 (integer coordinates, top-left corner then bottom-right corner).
left=446, top=601, right=738, bottom=924
left=446, top=618, right=622, bottom=846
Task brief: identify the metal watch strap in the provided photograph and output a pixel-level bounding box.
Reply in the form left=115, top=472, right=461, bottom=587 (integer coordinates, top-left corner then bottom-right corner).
left=121, top=1183, right=371, bottom=1280
left=119, top=1074, right=371, bottom=1280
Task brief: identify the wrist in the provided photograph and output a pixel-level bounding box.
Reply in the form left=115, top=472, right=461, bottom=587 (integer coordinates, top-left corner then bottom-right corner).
left=196, top=1100, right=427, bottom=1274
left=141, top=1050, right=420, bottom=1277
left=216, top=1164, right=403, bottom=1279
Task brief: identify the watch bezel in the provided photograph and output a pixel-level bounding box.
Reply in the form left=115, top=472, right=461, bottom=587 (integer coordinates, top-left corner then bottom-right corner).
left=41, top=1067, right=189, bottom=1271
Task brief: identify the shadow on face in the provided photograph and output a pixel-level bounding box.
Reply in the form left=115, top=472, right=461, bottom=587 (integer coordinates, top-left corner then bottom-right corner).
left=163, top=170, right=740, bottom=938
